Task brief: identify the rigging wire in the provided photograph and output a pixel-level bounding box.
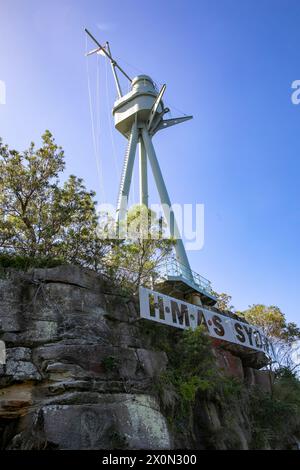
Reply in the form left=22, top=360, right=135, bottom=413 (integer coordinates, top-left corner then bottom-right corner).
left=96, top=54, right=105, bottom=200
left=86, top=36, right=190, bottom=210
left=105, top=57, right=120, bottom=177
left=114, top=55, right=189, bottom=117
left=104, top=57, right=138, bottom=208
left=85, top=35, right=106, bottom=203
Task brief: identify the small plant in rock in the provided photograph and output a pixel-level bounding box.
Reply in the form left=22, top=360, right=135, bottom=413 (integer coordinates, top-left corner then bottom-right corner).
left=102, top=356, right=119, bottom=372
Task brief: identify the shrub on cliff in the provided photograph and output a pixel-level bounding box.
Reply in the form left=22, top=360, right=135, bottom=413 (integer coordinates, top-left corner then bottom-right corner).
left=0, top=131, right=111, bottom=268
left=106, top=204, right=174, bottom=293
left=0, top=132, right=174, bottom=290
left=153, top=325, right=242, bottom=428
left=250, top=370, right=300, bottom=449
left=239, top=304, right=300, bottom=374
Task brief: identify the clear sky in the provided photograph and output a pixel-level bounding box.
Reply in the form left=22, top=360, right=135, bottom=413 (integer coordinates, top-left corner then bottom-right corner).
left=0, top=0, right=299, bottom=324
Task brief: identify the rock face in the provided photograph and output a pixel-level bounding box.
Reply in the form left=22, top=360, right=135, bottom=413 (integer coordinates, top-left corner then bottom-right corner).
left=7, top=395, right=170, bottom=450
left=0, top=266, right=172, bottom=449
left=0, top=265, right=272, bottom=450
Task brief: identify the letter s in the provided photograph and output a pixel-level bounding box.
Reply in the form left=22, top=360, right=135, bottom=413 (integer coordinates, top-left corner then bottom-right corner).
left=212, top=315, right=225, bottom=337
left=234, top=322, right=245, bottom=343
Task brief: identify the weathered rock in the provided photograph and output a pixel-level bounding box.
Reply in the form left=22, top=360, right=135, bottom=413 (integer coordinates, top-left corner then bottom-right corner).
left=5, top=360, right=41, bottom=382
left=0, top=383, right=33, bottom=419
left=201, top=401, right=222, bottom=432
left=0, top=265, right=279, bottom=450
left=30, top=265, right=106, bottom=292
left=7, top=347, right=31, bottom=362
left=213, top=346, right=244, bottom=380
left=211, top=337, right=269, bottom=369
left=19, top=320, right=59, bottom=346
left=0, top=279, right=22, bottom=333
left=33, top=343, right=139, bottom=380
left=136, top=348, right=168, bottom=378
left=6, top=394, right=170, bottom=450
left=244, top=366, right=256, bottom=386
left=253, top=369, right=274, bottom=393
left=244, top=367, right=274, bottom=393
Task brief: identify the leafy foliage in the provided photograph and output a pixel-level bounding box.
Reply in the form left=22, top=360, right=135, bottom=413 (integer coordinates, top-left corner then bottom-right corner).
left=150, top=323, right=300, bottom=449
left=0, top=133, right=173, bottom=290
left=240, top=304, right=288, bottom=337
left=0, top=131, right=112, bottom=269
left=0, top=252, right=65, bottom=270
left=107, top=204, right=175, bottom=293
left=249, top=371, right=300, bottom=449
left=154, top=326, right=241, bottom=421
left=211, top=291, right=234, bottom=312
left=239, top=304, right=300, bottom=373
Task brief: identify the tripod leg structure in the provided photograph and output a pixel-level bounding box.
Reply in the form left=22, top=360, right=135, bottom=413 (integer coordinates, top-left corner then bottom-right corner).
left=139, top=137, right=148, bottom=207
left=115, top=123, right=194, bottom=284
left=141, top=127, right=193, bottom=280
left=116, top=121, right=138, bottom=228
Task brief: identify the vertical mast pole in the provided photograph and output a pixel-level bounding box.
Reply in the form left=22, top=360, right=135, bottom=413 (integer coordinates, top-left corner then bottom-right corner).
left=106, top=41, right=123, bottom=99
left=85, top=29, right=132, bottom=83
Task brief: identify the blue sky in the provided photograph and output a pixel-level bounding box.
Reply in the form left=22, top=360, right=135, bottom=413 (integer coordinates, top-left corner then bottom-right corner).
left=0, top=0, right=299, bottom=324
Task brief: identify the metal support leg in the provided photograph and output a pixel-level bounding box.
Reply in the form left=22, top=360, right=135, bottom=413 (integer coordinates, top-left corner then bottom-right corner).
left=141, top=127, right=193, bottom=279
left=139, top=137, right=148, bottom=207
left=106, top=42, right=123, bottom=99
left=116, top=121, right=138, bottom=226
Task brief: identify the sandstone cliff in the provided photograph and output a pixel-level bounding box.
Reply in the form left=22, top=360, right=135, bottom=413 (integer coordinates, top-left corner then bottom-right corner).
left=0, top=265, right=295, bottom=449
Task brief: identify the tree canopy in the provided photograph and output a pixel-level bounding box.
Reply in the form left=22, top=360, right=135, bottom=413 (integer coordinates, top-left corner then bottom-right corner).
left=109, top=204, right=174, bottom=292
left=0, top=131, right=103, bottom=264
left=211, top=291, right=234, bottom=312
left=0, top=132, right=174, bottom=291
left=239, top=304, right=300, bottom=341
left=239, top=304, right=300, bottom=373
left=1, top=131, right=298, bottom=350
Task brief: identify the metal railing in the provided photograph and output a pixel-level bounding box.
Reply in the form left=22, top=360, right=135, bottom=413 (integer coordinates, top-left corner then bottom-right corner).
left=157, top=258, right=215, bottom=298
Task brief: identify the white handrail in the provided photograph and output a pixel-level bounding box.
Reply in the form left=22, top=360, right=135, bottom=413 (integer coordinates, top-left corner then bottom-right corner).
left=157, top=258, right=214, bottom=297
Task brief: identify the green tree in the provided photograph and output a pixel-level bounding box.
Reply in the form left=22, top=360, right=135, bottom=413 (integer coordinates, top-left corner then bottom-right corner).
left=239, top=304, right=299, bottom=339
left=0, top=131, right=176, bottom=282
left=107, top=204, right=175, bottom=293
left=0, top=131, right=109, bottom=269
left=212, top=291, right=234, bottom=312
left=239, top=304, right=300, bottom=373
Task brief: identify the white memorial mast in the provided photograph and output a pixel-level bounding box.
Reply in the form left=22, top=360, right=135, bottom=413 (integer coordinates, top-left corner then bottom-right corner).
left=85, top=29, right=216, bottom=307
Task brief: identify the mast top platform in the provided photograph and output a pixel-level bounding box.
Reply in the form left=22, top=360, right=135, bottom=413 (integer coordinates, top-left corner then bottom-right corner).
left=113, top=75, right=163, bottom=138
